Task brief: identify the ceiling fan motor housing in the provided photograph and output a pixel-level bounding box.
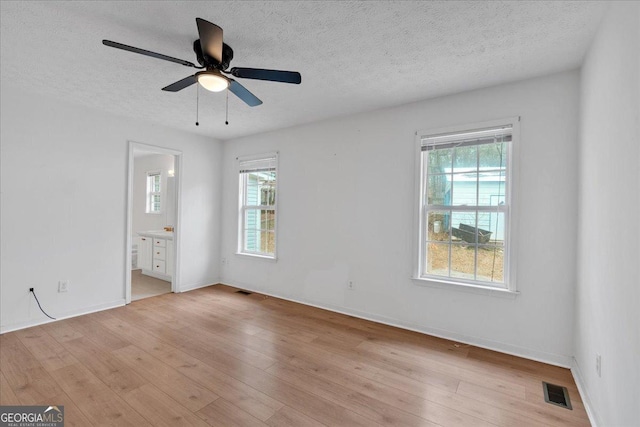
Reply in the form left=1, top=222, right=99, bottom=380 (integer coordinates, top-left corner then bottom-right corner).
left=193, top=39, right=233, bottom=70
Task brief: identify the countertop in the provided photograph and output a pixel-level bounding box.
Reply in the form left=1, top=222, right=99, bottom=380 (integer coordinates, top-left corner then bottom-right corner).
left=137, top=230, right=174, bottom=240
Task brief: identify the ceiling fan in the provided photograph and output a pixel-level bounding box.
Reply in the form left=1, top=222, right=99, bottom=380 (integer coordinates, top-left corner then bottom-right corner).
left=102, top=18, right=301, bottom=107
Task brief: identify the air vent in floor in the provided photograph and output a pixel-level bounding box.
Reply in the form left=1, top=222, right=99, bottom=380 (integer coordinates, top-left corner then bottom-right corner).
left=236, top=290, right=253, bottom=295
left=542, top=382, right=572, bottom=410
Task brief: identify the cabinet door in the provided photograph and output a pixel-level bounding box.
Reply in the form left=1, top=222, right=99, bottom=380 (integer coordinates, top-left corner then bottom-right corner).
left=166, top=240, right=174, bottom=278
left=138, top=236, right=153, bottom=271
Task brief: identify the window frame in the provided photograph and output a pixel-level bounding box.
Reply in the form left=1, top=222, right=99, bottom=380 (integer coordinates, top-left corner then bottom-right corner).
left=237, top=152, right=279, bottom=260
left=146, top=171, right=162, bottom=214
left=413, top=118, right=520, bottom=295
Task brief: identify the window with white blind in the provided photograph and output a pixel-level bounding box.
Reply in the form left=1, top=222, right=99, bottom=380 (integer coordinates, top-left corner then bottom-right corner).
left=146, top=171, right=161, bottom=214
left=415, top=118, right=518, bottom=291
left=238, top=153, right=277, bottom=258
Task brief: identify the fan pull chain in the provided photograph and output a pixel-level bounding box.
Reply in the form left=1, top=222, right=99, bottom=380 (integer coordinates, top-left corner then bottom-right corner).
left=225, top=88, right=229, bottom=125
left=195, top=83, right=200, bottom=126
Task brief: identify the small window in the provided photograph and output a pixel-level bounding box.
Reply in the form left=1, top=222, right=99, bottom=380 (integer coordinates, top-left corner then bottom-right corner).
left=146, top=172, right=161, bottom=214
left=416, top=120, right=516, bottom=290
left=238, top=154, right=277, bottom=258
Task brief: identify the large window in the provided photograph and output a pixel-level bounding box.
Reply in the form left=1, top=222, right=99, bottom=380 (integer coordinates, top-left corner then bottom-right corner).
left=417, top=120, right=516, bottom=289
left=238, top=154, right=277, bottom=258
left=146, top=171, right=161, bottom=214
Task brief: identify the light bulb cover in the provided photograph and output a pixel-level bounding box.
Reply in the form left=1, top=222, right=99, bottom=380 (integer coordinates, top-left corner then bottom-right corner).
left=196, top=71, right=229, bottom=92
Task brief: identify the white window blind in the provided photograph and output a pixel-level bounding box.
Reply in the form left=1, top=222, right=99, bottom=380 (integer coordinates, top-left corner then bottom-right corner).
left=421, top=125, right=513, bottom=150
left=239, top=156, right=277, bottom=173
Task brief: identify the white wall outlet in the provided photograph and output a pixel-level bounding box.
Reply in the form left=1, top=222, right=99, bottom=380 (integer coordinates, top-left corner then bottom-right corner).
left=596, top=354, right=602, bottom=377
left=347, top=280, right=354, bottom=290
left=58, top=280, right=69, bottom=293
left=221, top=257, right=227, bottom=266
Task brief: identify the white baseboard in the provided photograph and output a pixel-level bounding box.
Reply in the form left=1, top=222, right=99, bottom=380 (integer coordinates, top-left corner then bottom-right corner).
left=0, top=299, right=126, bottom=334
left=218, top=280, right=572, bottom=368
left=179, top=280, right=218, bottom=293
left=571, top=358, right=600, bottom=427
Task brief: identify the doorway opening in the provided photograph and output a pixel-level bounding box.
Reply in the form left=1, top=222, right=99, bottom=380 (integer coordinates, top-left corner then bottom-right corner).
left=126, top=142, right=182, bottom=303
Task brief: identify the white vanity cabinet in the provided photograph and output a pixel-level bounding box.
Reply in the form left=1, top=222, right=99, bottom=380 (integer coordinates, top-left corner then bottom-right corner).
left=137, top=231, right=173, bottom=282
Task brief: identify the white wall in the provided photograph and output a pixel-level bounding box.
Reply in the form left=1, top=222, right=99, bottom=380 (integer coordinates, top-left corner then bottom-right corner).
left=0, top=86, right=223, bottom=332
left=221, top=70, right=580, bottom=366
left=575, top=2, right=640, bottom=426
left=132, top=153, right=175, bottom=238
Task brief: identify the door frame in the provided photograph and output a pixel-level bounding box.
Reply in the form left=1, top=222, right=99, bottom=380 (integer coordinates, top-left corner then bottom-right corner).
left=125, top=141, right=183, bottom=304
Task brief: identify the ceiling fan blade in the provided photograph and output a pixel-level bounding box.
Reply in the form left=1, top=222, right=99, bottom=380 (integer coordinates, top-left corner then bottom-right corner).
left=229, top=80, right=263, bottom=107
left=196, top=18, right=223, bottom=63
left=162, top=75, right=197, bottom=92
left=102, top=40, right=197, bottom=68
left=229, top=67, right=301, bottom=84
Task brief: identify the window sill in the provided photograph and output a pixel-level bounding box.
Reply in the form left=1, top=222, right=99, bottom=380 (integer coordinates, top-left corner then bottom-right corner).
left=411, top=277, right=519, bottom=299
left=235, top=252, right=277, bottom=262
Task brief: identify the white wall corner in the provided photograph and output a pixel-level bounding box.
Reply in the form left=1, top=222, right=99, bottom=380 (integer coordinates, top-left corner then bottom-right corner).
left=571, top=357, right=601, bottom=427
left=178, top=280, right=220, bottom=293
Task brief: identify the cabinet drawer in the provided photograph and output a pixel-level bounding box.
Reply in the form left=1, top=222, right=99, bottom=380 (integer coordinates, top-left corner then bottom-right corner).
left=153, top=260, right=166, bottom=274
left=154, top=238, right=166, bottom=247
left=153, top=246, right=166, bottom=260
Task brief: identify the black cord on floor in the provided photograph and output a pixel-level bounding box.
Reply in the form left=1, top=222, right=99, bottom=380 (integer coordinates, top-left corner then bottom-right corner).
left=29, top=288, right=56, bottom=320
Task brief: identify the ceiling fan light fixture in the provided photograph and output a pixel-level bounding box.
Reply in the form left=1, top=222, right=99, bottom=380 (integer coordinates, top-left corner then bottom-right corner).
left=196, top=70, right=229, bottom=92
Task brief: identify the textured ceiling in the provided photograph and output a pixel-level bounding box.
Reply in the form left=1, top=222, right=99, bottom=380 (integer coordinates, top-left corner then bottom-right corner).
left=1, top=1, right=607, bottom=140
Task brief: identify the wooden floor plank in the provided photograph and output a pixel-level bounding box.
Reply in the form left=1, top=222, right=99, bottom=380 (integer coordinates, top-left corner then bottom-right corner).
left=195, top=398, right=267, bottom=427
left=172, top=297, right=319, bottom=342
left=62, top=336, right=148, bottom=395
left=267, top=361, right=446, bottom=427
left=265, top=405, right=327, bottom=427
left=356, top=339, right=527, bottom=399
left=14, top=326, right=79, bottom=372
left=123, top=383, right=211, bottom=427
left=93, top=313, right=284, bottom=421
left=0, top=285, right=590, bottom=426
left=282, top=352, right=544, bottom=427
left=63, top=316, right=131, bottom=351
left=49, top=363, right=151, bottom=426
left=226, top=365, right=380, bottom=427
left=210, top=317, right=463, bottom=396
left=0, top=371, right=20, bottom=405
left=0, top=333, right=64, bottom=404
left=40, top=320, right=84, bottom=343
left=111, top=344, right=219, bottom=412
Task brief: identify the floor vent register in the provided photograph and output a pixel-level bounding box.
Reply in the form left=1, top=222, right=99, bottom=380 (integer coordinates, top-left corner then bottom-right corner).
left=542, top=382, right=572, bottom=410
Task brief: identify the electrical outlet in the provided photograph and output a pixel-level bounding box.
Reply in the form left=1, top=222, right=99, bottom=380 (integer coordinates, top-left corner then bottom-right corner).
left=596, top=354, right=602, bottom=377
left=347, top=280, right=354, bottom=290
left=221, top=257, right=227, bottom=266
left=58, top=280, right=69, bottom=293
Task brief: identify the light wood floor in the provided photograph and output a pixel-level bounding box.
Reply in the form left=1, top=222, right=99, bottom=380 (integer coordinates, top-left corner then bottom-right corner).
left=0, top=285, right=590, bottom=426
left=131, top=269, right=171, bottom=301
